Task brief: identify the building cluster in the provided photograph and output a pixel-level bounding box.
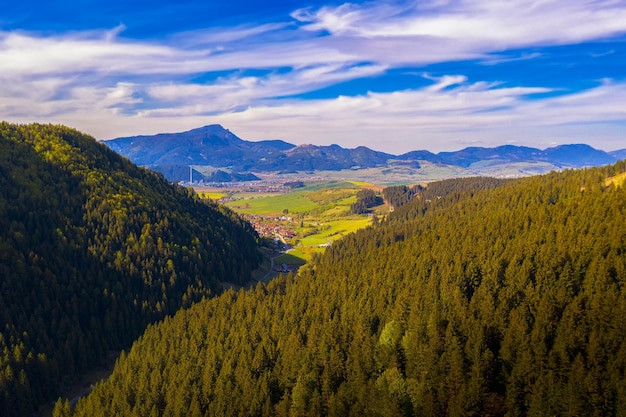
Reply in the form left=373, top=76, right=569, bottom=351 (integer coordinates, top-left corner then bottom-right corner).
left=242, top=214, right=297, bottom=240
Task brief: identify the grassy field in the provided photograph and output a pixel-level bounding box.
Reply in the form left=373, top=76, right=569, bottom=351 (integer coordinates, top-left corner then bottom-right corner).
left=297, top=217, right=371, bottom=247
left=223, top=181, right=364, bottom=216
left=348, top=180, right=374, bottom=187
left=197, top=191, right=227, bottom=200
left=225, top=192, right=319, bottom=215
left=290, top=216, right=372, bottom=261
left=273, top=253, right=307, bottom=266
left=207, top=181, right=383, bottom=265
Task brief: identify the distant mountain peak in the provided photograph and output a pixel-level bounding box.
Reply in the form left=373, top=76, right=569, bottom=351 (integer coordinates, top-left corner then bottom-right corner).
left=295, top=144, right=318, bottom=150
left=546, top=143, right=595, bottom=151
left=188, top=124, right=232, bottom=136
left=544, top=143, right=614, bottom=167
left=104, top=125, right=619, bottom=182
left=177, top=124, right=226, bottom=132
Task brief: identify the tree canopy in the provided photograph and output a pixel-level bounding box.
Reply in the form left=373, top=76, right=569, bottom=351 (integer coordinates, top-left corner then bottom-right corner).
left=66, top=161, right=626, bottom=416
left=0, top=123, right=261, bottom=416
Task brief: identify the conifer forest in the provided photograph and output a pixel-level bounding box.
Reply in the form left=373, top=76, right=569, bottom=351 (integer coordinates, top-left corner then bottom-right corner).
left=1, top=123, right=626, bottom=416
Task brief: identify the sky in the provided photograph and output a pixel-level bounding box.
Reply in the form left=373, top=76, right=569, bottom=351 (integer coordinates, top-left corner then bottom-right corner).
left=1, top=0, right=625, bottom=154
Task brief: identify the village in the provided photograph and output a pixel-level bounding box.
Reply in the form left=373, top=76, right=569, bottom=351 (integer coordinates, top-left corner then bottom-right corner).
left=241, top=213, right=301, bottom=274
left=241, top=213, right=297, bottom=240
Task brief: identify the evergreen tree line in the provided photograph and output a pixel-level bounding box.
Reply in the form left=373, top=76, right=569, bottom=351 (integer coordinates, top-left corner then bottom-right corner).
left=383, top=177, right=510, bottom=211
left=0, top=123, right=261, bottom=416
left=382, top=184, right=421, bottom=208
left=65, top=161, right=626, bottom=416
left=350, top=189, right=382, bottom=214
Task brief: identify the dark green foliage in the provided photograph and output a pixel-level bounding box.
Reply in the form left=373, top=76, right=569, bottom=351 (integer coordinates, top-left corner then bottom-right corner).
left=68, top=162, right=626, bottom=416
left=0, top=123, right=261, bottom=415
left=350, top=189, right=382, bottom=214
left=284, top=181, right=305, bottom=189
left=382, top=184, right=421, bottom=208
left=383, top=178, right=509, bottom=211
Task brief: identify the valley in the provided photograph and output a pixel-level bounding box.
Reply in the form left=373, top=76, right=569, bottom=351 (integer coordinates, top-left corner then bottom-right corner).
left=63, top=162, right=626, bottom=417
left=2, top=123, right=626, bottom=417
left=5, top=0, right=626, bottom=414
left=197, top=180, right=387, bottom=274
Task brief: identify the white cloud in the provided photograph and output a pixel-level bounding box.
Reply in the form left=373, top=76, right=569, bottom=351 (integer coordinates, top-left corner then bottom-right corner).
left=20, top=76, right=619, bottom=154
left=1, top=0, right=626, bottom=154
left=295, top=0, right=626, bottom=48
left=292, top=4, right=366, bottom=33
left=0, top=32, right=177, bottom=76
left=173, top=22, right=291, bottom=46
left=186, top=78, right=626, bottom=153
left=479, top=52, right=544, bottom=66
left=144, top=63, right=387, bottom=115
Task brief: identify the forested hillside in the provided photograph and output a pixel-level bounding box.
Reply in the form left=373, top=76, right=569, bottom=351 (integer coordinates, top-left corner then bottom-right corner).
left=65, top=161, right=626, bottom=416
left=0, top=123, right=261, bottom=416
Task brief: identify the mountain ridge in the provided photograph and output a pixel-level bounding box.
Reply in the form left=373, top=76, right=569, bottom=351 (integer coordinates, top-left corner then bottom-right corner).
left=104, top=124, right=624, bottom=181
left=0, top=122, right=261, bottom=415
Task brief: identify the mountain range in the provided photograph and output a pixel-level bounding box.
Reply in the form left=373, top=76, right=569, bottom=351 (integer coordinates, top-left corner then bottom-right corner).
left=105, top=125, right=625, bottom=182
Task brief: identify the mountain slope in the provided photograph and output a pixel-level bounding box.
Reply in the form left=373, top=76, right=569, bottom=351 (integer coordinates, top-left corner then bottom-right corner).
left=0, top=123, right=261, bottom=416
left=68, top=161, right=626, bottom=417
left=105, top=125, right=396, bottom=178
left=544, top=143, right=616, bottom=166
left=104, top=124, right=293, bottom=166
left=105, top=125, right=292, bottom=181
left=609, top=148, right=626, bottom=160
left=105, top=126, right=620, bottom=181
left=435, top=145, right=545, bottom=167
left=257, top=143, right=394, bottom=172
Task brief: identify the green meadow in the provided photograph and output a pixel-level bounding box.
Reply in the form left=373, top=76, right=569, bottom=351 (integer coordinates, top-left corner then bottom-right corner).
left=223, top=181, right=362, bottom=215
left=297, top=217, right=372, bottom=247
left=213, top=181, right=384, bottom=264
left=291, top=216, right=373, bottom=261
left=225, top=192, right=319, bottom=214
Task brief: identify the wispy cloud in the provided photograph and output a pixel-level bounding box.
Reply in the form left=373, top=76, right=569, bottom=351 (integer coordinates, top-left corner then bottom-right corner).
left=1, top=0, right=626, bottom=153
left=209, top=78, right=626, bottom=152
left=172, top=22, right=292, bottom=46
left=479, top=52, right=543, bottom=65
left=293, top=0, right=626, bottom=46
left=144, top=63, right=387, bottom=115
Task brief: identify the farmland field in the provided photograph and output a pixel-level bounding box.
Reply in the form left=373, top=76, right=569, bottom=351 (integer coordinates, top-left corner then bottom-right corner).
left=200, top=181, right=385, bottom=266
left=292, top=216, right=372, bottom=261
left=197, top=191, right=227, bottom=200
left=225, top=192, right=319, bottom=214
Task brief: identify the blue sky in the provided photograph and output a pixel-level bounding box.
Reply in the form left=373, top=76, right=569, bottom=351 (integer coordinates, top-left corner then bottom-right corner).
left=1, top=0, right=625, bottom=153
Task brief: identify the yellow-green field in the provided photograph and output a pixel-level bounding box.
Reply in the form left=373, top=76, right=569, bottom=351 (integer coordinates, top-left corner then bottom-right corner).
left=273, top=253, right=307, bottom=266
left=207, top=181, right=383, bottom=264
left=224, top=183, right=363, bottom=216
left=225, top=192, right=319, bottom=214
left=297, top=217, right=371, bottom=247
left=290, top=217, right=372, bottom=261
left=197, top=192, right=226, bottom=200
left=348, top=180, right=374, bottom=187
